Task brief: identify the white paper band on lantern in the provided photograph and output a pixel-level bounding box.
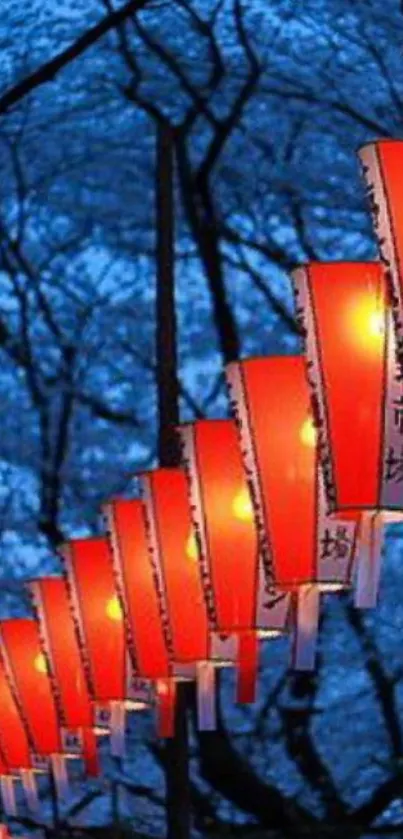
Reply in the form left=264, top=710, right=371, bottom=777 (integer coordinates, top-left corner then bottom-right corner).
left=380, top=314, right=403, bottom=511
left=109, top=701, right=126, bottom=759
left=60, top=727, right=83, bottom=757
left=225, top=363, right=276, bottom=585
left=355, top=512, right=385, bottom=609
left=291, top=585, right=320, bottom=672
left=210, top=631, right=237, bottom=665
left=316, top=468, right=357, bottom=591
left=0, top=778, right=16, bottom=817
left=28, top=582, right=68, bottom=734
left=103, top=505, right=142, bottom=681
left=125, top=653, right=150, bottom=710
left=141, top=478, right=176, bottom=662
left=196, top=662, right=216, bottom=731
left=93, top=704, right=111, bottom=732
left=293, top=266, right=337, bottom=512
left=59, top=545, right=97, bottom=701
left=50, top=754, right=69, bottom=801
left=20, top=769, right=39, bottom=812
left=255, top=566, right=290, bottom=637
left=30, top=752, right=48, bottom=773
left=178, top=426, right=218, bottom=628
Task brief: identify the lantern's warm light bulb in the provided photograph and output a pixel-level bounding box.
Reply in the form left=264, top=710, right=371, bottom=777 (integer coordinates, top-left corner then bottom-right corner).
left=350, top=297, right=385, bottom=348
left=106, top=595, right=123, bottom=621
left=34, top=653, right=48, bottom=674
left=300, top=416, right=317, bottom=448
left=186, top=531, right=198, bottom=562
left=232, top=487, right=254, bottom=522
left=367, top=311, right=385, bottom=337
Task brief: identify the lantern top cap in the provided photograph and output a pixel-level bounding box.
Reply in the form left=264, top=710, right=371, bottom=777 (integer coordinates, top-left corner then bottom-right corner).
left=0, top=617, right=36, bottom=628
left=177, top=418, right=234, bottom=430
left=100, top=497, right=143, bottom=517
left=139, top=466, right=184, bottom=479
left=59, top=536, right=107, bottom=550
left=25, top=573, right=62, bottom=586
left=358, top=139, right=403, bottom=151
left=226, top=354, right=305, bottom=367
left=293, top=259, right=380, bottom=272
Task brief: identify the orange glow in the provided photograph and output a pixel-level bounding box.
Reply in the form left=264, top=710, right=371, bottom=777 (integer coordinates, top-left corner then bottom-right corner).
left=33, top=653, right=48, bottom=674
left=105, top=596, right=123, bottom=622
left=293, top=262, right=388, bottom=515
left=300, top=416, right=317, bottom=448
left=348, top=295, right=385, bottom=351
left=232, top=487, right=254, bottom=522
left=185, top=531, right=198, bottom=562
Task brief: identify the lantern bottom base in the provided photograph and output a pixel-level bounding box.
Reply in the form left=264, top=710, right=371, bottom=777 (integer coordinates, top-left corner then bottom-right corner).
left=329, top=507, right=403, bottom=523
left=124, top=699, right=149, bottom=712
left=277, top=580, right=348, bottom=593
left=257, top=629, right=284, bottom=639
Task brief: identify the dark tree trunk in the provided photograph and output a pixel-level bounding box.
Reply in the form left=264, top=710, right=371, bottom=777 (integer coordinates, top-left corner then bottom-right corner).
left=155, top=120, right=191, bottom=839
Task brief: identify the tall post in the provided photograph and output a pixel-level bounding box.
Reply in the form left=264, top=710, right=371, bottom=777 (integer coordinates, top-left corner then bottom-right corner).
left=156, top=120, right=191, bottom=839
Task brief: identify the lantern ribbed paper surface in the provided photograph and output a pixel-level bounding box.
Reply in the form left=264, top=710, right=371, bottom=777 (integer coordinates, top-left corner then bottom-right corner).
left=359, top=141, right=403, bottom=359
left=226, top=355, right=357, bottom=670
left=140, top=469, right=212, bottom=665
left=178, top=419, right=289, bottom=636
left=28, top=578, right=93, bottom=728
left=178, top=420, right=290, bottom=697
left=292, top=261, right=403, bottom=608
left=0, top=620, right=62, bottom=757
left=292, top=261, right=402, bottom=517
left=226, top=356, right=357, bottom=591
left=0, top=660, right=32, bottom=771
left=28, top=577, right=99, bottom=777
left=103, top=498, right=179, bottom=735
left=61, top=537, right=150, bottom=756
left=103, top=499, right=170, bottom=681
left=60, top=538, right=127, bottom=703
left=141, top=468, right=237, bottom=722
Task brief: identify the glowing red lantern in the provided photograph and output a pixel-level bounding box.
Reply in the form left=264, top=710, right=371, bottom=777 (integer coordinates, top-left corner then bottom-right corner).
left=225, top=355, right=357, bottom=669
left=0, top=619, right=71, bottom=799
left=140, top=468, right=236, bottom=723
left=60, top=537, right=150, bottom=756
left=0, top=659, right=38, bottom=812
left=178, top=419, right=289, bottom=700
left=359, top=142, right=403, bottom=358
left=103, top=498, right=181, bottom=736
left=292, top=261, right=402, bottom=607
left=28, top=577, right=99, bottom=777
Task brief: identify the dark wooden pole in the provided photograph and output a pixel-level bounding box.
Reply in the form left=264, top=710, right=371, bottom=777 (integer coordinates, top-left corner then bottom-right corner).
left=156, top=120, right=191, bottom=839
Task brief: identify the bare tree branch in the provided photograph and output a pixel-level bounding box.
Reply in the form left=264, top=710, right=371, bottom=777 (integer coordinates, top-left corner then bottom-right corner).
left=0, top=0, right=151, bottom=117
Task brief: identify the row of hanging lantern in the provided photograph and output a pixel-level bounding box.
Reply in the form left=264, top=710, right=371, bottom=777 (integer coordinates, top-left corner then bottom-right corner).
left=0, top=139, right=401, bottom=820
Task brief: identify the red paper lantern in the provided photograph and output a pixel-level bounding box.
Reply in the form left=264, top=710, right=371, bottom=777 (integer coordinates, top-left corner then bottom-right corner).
left=359, top=141, right=403, bottom=359
left=0, top=659, right=32, bottom=773
left=178, top=419, right=289, bottom=700
left=292, top=261, right=402, bottom=606
left=103, top=498, right=179, bottom=736
left=28, top=577, right=99, bottom=777
left=0, top=619, right=63, bottom=757
left=0, top=661, right=36, bottom=814
left=225, top=355, right=357, bottom=669
left=0, top=619, right=72, bottom=800
left=60, top=537, right=149, bottom=756
left=140, top=468, right=236, bottom=722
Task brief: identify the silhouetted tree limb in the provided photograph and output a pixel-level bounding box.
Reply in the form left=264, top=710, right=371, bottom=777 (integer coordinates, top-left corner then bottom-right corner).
left=0, top=0, right=151, bottom=117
